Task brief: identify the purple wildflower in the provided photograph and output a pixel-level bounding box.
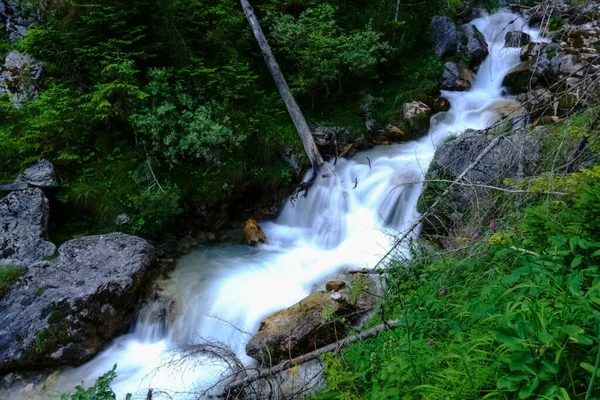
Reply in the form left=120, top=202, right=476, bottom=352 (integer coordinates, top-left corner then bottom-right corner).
left=490, top=219, right=497, bottom=232
left=470, top=231, right=479, bottom=240
left=427, top=341, right=436, bottom=346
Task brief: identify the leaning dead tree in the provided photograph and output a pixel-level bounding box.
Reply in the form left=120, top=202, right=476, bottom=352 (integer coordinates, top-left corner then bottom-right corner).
left=240, top=0, right=324, bottom=175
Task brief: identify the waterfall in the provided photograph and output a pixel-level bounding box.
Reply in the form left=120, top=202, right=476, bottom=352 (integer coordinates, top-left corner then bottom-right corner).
left=9, top=9, right=542, bottom=400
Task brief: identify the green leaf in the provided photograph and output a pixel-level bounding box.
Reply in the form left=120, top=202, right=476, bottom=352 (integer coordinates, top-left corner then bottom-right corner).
left=496, top=329, right=524, bottom=346
left=510, top=352, right=533, bottom=372
left=569, top=236, right=580, bottom=251
left=571, top=255, right=583, bottom=268
left=580, top=362, right=596, bottom=374
left=537, top=331, right=554, bottom=345
left=566, top=272, right=584, bottom=294
left=541, top=359, right=559, bottom=374
left=498, top=374, right=521, bottom=391
left=519, top=377, right=540, bottom=398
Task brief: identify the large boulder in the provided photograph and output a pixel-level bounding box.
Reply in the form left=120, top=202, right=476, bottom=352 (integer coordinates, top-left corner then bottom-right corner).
left=246, top=276, right=374, bottom=365
left=0, top=50, right=43, bottom=106
left=418, top=131, right=540, bottom=238
left=401, top=101, right=431, bottom=137
left=431, top=16, right=458, bottom=57
left=504, top=31, right=531, bottom=47
left=0, top=189, right=55, bottom=267
left=434, top=131, right=540, bottom=184
left=0, top=233, right=155, bottom=371
left=0, top=159, right=59, bottom=192
left=459, top=24, right=489, bottom=67
left=440, top=61, right=475, bottom=91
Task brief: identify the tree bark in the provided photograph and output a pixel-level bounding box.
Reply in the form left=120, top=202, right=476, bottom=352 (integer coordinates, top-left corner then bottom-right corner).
left=240, top=0, right=324, bottom=174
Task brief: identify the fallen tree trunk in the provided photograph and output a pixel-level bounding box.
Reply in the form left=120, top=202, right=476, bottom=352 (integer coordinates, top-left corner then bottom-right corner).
left=223, top=319, right=401, bottom=393
left=240, top=0, right=324, bottom=174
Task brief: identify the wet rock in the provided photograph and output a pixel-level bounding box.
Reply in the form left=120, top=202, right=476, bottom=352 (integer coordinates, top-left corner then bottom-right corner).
left=0, top=160, right=58, bottom=192
left=440, top=61, right=475, bottom=91
left=0, top=50, right=43, bottom=107
left=243, top=219, right=266, bottom=246
left=459, top=24, right=489, bottom=66
left=0, top=189, right=55, bottom=267
left=502, top=61, right=535, bottom=94
left=246, top=276, right=374, bottom=365
left=0, top=233, right=155, bottom=371
left=432, top=97, right=451, bottom=113
left=325, top=280, right=346, bottom=292
left=401, top=101, right=431, bottom=137
left=431, top=16, right=458, bottom=57
left=505, top=31, right=531, bottom=47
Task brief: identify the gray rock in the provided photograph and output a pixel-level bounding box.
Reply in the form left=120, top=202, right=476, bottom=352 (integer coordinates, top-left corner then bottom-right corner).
left=418, top=130, right=540, bottom=238
left=0, top=50, right=43, bottom=107
left=114, top=213, right=131, bottom=226
left=460, top=24, right=489, bottom=66
left=516, top=88, right=553, bottom=118
left=365, top=119, right=379, bottom=135
left=551, top=53, right=587, bottom=77
left=434, top=130, right=540, bottom=184
left=0, top=160, right=58, bottom=192
left=440, top=61, right=475, bottom=91
left=0, top=189, right=55, bottom=267
left=0, top=0, right=32, bottom=41
left=431, top=16, right=458, bottom=57
left=0, top=233, right=155, bottom=371
left=505, top=31, right=531, bottom=47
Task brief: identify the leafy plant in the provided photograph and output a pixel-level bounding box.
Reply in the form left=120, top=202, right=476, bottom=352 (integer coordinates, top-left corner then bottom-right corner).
left=60, top=364, right=131, bottom=400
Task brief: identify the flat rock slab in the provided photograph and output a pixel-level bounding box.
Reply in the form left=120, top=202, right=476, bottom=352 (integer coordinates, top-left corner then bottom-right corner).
left=0, top=233, right=155, bottom=371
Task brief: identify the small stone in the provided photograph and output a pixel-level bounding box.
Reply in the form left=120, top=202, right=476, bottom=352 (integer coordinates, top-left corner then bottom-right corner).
left=331, top=292, right=344, bottom=302
left=207, top=232, right=216, bottom=241
left=325, top=280, right=346, bottom=292
left=114, top=214, right=130, bottom=226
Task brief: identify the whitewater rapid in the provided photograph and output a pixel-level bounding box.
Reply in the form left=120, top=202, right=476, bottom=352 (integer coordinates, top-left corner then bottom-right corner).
left=10, top=9, right=543, bottom=400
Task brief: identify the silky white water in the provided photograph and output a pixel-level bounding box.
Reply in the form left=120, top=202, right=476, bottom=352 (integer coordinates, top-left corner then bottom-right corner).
left=10, top=9, right=542, bottom=400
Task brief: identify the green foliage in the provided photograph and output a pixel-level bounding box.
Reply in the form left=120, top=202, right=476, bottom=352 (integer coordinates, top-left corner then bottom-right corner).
left=549, top=17, right=563, bottom=31
left=130, top=68, right=242, bottom=166
left=269, top=4, right=392, bottom=97
left=0, top=265, right=25, bottom=300
left=60, top=364, right=131, bottom=400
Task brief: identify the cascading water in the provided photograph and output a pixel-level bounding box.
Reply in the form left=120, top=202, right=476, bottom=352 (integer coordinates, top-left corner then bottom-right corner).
left=10, top=9, right=543, bottom=400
